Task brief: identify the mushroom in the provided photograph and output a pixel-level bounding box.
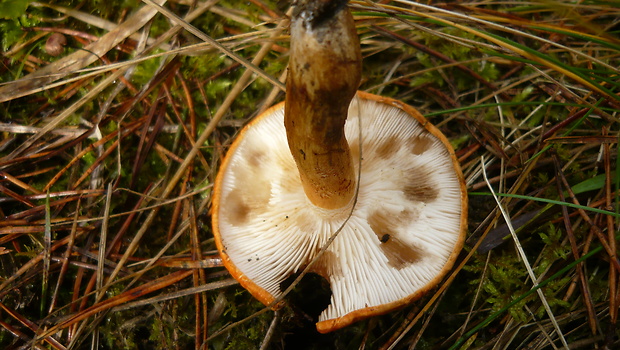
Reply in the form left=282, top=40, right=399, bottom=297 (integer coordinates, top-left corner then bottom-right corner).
left=211, top=0, right=467, bottom=333
left=45, top=33, right=67, bottom=57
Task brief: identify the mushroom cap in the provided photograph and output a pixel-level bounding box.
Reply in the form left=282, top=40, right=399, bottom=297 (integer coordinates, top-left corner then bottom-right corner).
left=46, top=33, right=67, bottom=57
left=211, top=91, right=467, bottom=333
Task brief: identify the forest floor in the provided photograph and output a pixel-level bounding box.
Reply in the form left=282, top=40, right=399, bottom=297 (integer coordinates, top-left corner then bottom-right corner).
left=0, top=0, right=619, bottom=349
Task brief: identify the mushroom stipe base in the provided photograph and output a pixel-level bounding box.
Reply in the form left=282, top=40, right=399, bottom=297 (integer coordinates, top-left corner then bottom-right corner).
left=212, top=91, right=467, bottom=333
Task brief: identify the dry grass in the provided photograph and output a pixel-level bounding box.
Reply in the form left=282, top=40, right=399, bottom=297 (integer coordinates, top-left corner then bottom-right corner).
left=0, top=0, right=619, bottom=349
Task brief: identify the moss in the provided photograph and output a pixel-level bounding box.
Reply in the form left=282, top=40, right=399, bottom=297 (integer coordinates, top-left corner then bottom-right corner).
left=208, top=291, right=272, bottom=350
left=184, top=54, right=229, bottom=81
left=407, top=27, right=500, bottom=94
left=0, top=18, right=26, bottom=52
left=132, top=54, right=165, bottom=86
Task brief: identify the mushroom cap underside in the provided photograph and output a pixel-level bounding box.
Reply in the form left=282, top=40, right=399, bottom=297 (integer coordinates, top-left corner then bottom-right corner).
left=211, top=91, right=467, bottom=333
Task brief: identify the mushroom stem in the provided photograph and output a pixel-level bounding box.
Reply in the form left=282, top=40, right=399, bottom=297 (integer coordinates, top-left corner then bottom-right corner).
left=285, top=0, right=362, bottom=210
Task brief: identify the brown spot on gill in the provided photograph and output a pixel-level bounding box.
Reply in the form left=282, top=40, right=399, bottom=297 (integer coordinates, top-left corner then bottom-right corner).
left=298, top=213, right=318, bottom=233
left=232, top=155, right=273, bottom=204
left=403, top=168, right=438, bottom=202
left=309, top=250, right=342, bottom=280
left=404, top=184, right=439, bottom=202
left=409, top=134, right=434, bottom=155
left=368, top=209, right=421, bottom=269
left=376, top=135, right=400, bottom=159
left=247, top=149, right=267, bottom=168
left=223, top=160, right=273, bottom=226
left=381, top=236, right=421, bottom=270
left=224, top=191, right=251, bottom=225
